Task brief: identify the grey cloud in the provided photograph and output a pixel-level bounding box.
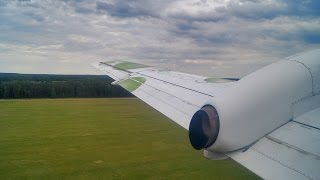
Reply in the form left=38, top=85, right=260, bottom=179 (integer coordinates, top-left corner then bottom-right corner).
left=168, top=12, right=227, bottom=23
left=96, top=0, right=158, bottom=18
left=229, top=1, right=286, bottom=20
left=164, top=0, right=320, bottom=23
left=171, top=20, right=199, bottom=34
left=0, top=0, right=8, bottom=7
left=24, top=11, right=46, bottom=22
left=74, top=6, right=95, bottom=14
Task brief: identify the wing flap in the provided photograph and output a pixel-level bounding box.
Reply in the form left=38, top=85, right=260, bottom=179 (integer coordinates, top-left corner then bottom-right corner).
left=229, top=137, right=311, bottom=180
left=229, top=109, right=320, bottom=180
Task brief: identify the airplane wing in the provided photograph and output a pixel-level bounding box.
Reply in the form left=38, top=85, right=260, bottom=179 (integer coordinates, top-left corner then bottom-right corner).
left=92, top=61, right=237, bottom=129
left=93, top=60, right=320, bottom=180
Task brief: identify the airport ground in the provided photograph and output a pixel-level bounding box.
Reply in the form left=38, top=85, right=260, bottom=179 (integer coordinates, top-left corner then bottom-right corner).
left=0, top=98, right=258, bottom=179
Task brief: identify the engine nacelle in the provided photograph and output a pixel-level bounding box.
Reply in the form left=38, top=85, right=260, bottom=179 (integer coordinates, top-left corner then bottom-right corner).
left=189, top=105, right=219, bottom=150
left=189, top=52, right=318, bottom=152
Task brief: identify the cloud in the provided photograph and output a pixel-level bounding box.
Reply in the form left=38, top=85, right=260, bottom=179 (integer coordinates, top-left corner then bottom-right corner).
left=95, top=0, right=165, bottom=18
left=0, top=0, right=319, bottom=77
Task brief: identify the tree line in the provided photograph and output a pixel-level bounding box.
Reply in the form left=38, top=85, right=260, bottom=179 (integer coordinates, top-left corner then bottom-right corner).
left=0, top=73, right=132, bottom=99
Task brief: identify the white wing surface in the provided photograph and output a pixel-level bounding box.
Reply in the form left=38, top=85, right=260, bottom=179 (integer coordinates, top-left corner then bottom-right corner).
left=92, top=61, right=235, bottom=129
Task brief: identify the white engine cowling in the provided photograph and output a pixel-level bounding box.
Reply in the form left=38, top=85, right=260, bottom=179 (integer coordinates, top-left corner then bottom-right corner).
left=189, top=50, right=319, bottom=152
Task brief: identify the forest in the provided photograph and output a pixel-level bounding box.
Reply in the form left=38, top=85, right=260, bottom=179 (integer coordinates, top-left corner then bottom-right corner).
left=0, top=73, right=132, bottom=99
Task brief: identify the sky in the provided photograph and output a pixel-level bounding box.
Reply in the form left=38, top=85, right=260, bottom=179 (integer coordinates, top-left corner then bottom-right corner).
left=0, top=0, right=319, bottom=77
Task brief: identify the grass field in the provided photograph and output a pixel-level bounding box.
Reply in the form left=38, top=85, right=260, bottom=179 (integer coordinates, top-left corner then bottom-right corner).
left=0, top=98, right=259, bottom=179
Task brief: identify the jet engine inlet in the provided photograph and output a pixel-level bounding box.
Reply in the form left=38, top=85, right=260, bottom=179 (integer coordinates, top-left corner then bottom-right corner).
left=189, top=105, right=220, bottom=150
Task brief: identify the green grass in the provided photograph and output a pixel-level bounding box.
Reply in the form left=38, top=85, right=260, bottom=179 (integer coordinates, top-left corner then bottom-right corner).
left=0, top=98, right=259, bottom=179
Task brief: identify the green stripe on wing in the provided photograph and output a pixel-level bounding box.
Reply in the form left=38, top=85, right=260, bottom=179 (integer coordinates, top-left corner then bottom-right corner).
left=118, top=77, right=146, bottom=92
